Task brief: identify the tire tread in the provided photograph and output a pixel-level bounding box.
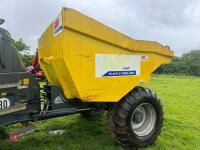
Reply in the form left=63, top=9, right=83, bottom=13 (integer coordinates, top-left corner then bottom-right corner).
left=107, top=86, right=164, bottom=148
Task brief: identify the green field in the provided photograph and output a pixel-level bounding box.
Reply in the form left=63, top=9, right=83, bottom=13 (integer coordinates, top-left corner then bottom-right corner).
left=1, top=75, right=200, bottom=150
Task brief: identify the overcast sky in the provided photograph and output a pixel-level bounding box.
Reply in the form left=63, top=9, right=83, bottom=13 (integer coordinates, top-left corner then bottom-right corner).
left=1, top=0, right=200, bottom=56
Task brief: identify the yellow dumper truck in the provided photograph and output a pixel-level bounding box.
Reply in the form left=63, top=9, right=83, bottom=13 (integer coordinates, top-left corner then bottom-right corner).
left=0, top=8, right=173, bottom=148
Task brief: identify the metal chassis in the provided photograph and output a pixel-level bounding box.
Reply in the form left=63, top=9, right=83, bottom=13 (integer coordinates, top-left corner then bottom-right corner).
left=0, top=72, right=109, bottom=128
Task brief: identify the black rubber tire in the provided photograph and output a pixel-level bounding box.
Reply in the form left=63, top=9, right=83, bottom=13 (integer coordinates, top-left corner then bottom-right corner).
left=107, top=86, right=163, bottom=148
left=81, top=109, right=104, bottom=119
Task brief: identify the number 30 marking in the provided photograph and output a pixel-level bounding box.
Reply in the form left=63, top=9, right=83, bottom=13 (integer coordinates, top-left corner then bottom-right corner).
left=0, top=98, right=11, bottom=109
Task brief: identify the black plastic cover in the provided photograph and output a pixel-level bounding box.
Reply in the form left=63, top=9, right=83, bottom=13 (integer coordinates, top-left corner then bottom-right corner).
left=0, top=72, right=41, bottom=127
left=0, top=28, right=24, bottom=73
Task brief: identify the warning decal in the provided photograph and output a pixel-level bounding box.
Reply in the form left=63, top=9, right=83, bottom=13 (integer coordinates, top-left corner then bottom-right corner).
left=96, top=54, right=141, bottom=77
left=54, top=13, right=62, bottom=36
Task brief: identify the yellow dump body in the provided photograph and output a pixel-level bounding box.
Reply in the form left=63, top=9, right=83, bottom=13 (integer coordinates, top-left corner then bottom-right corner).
left=38, top=8, right=173, bottom=102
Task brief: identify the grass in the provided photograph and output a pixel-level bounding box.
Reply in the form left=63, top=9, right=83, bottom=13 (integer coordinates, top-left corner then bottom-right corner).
left=1, top=75, right=200, bottom=150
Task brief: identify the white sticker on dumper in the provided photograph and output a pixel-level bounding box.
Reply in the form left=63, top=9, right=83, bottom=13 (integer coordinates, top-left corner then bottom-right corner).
left=96, top=54, right=141, bottom=77
left=0, top=97, right=10, bottom=109
left=53, top=13, right=62, bottom=36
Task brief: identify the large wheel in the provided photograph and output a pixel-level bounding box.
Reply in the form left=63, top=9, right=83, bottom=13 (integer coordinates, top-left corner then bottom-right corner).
left=107, top=86, right=163, bottom=148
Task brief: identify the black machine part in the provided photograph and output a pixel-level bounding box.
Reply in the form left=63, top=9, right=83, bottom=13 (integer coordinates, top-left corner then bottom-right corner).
left=33, top=85, right=105, bottom=121
left=0, top=27, right=24, bottom=73
left=0, top=72, right=41, bottom=126
left=0, top=72, right=41, bottom=127
left=0, top=72, right=108, bottom=127
left=0, top=19, right=5, bottom=25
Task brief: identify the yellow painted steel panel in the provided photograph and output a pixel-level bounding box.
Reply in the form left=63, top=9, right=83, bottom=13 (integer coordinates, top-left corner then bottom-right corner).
left=38, top=8, right=174, bottom=102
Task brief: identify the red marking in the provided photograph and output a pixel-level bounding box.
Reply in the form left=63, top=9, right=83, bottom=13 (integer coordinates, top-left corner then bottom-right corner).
left=54, top=18, right=59, bottom=30
left=9, top=132, right=20, bottom=142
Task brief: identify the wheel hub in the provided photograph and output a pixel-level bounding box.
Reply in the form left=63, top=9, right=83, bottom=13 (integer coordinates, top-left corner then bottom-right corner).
left=130, top=103, right=156, bottom=137
left=132, top=106, right=146, bottom=129
left=134, top=111, right=143, bottom=124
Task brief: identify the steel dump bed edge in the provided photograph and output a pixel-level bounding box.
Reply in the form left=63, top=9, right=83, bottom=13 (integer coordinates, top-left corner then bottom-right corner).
left=38, top=7, right=174, bottom=102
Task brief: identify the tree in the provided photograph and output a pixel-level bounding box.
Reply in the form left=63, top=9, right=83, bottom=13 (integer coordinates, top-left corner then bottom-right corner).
left=20, top=54, right=34, bottom=67
left=156, top=56, right=180, bottom=74
left=155, top=50, right=200, bottom=76
left=0, top=28, right=30, bottom=53
left=11, top=37, right=33, bottom=67
left=11, top=38, right=30, bottom=53
left=11, top=38, right=33, bottom=67
left=180, top=50, right=200, bottom=76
